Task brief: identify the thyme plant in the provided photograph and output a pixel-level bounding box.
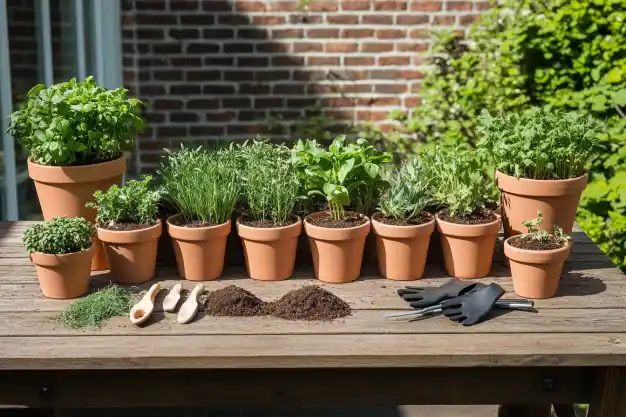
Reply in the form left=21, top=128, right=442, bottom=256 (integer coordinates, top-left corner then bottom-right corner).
left=23, top=217, right=94, bottom=254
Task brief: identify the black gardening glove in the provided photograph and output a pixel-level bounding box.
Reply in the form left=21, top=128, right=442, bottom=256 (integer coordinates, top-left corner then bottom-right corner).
left=441, top=283, right=505, bottom=326
left=397, top=279, right=486, bottom=309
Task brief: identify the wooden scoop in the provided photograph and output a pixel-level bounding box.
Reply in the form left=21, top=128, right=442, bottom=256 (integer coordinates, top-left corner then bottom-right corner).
left=130, top=283, right=161, bottom=326
left=177, top=284, right=204, bottom=324
left=163, top=283, right=183, bottom=312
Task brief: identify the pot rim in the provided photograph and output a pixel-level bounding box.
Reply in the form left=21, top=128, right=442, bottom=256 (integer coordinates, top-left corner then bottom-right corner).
left=236, top=214, right=302, bottom=231
left=504, top=236, right=570, bottom=254
left=495, top=169, right=588, bottom=197
left=30, top=244, right=95, bottom=266
left=97, top=221, right=162, bottom=244
left=27, top=155, right=127, bottom=184
left=304, top=211, right=370, bottom=241
left=166, top=213, right=231, bottom=241
left=166, top=213, right=231, bottom=230
left=371, top=212, right=435, bottom=238
left=304, top=211, right=370, bottom=230
left=495, top=169, right=588, bottom=183
left=371, top=211, right=434, bottom=227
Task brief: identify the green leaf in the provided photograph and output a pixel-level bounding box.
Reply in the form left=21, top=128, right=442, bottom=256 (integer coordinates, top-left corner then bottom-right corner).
left=338, top=158, right=355, bottom=183
left=607, top=67, right=623, bottom=84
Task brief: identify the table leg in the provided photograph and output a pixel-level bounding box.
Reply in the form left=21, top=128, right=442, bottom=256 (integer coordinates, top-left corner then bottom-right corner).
left=588, top=367, right=626, bottom=417
left=553, top=404, right=576, bottom=417
left=498, top=405, right=552, bottom=417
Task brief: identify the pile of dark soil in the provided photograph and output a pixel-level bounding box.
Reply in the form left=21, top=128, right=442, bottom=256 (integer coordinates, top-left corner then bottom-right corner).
left=268, top=286, right=352, bottom=321
left=307, top=213, right=368, bottom=229
left=99, top=222, right=155, bottom=231
left=204, top=285, right=268, bottom=316
left=508, top=236, right=565, bottom=251
left=438, top=209, right=497, bottom=225
left=372, top=212, right=432, bottom=226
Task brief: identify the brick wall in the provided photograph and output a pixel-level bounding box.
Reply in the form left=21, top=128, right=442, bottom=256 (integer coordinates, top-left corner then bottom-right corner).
left=122, top=0, right=488, bottom=172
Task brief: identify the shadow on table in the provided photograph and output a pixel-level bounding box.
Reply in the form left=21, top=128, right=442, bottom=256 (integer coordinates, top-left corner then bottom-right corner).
left=555, top=273, right=607, bottom=297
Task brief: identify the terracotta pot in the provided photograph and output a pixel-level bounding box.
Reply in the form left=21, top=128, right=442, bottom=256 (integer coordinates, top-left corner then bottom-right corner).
left=30, top=245, right=94, bottom=299
left=436, top=213, right=501, bottom=279
left=27, top=157, right=126, bottom=271
left=236, top=216, right=302, bottom=281
left=495, top=170, right=587, bottom=237
left=504, top=237, right=570, bottom=299
left=371, top=213, right=435, bottom=281
left=97, top=222, right=162, bottom=284
left=167, top=213, right=231, bottom=281
left=304, top=212, right=370, bottom=284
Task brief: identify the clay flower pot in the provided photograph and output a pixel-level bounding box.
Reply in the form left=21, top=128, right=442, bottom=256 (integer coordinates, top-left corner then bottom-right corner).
left=304, top=212, right=370, bottom=284
left=436, top=213, right=501, bottom=279
left=236, top=216, right=302, bottom=281
left=97, top=222, right=162, bottom=284
left=27, top=157, right=126, bottom=271
left=167, top=213, right=231, bottom=281
left=504, top=238, right=570, bottom=299
left=495, top=170, right=588, bottom=237
left=30, top=245, right=94, bottom=299
left=371, top=213, right=435, bottom=281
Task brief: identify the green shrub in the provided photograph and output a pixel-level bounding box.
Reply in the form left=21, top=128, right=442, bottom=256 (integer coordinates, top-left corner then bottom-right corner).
left=23, top=217, right=94, bottom=254
left=7, top=76, right=144, bottom=166
left=88, top=176, right=161, bottom=226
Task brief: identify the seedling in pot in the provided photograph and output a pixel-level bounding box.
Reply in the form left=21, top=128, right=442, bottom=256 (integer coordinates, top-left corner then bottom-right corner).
left=509, top=211, right=570, bottom=251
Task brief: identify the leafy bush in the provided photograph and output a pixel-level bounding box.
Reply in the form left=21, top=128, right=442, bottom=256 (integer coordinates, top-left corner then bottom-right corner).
left=291, top=136, right=391, bottom=220
left=23, top=216, right=94, bottom=254
left=7, top=76, right=144, bottom=166
left=88, top=176, right=161, bottom=226
left=520, top=211, right=570, bottom=245
left=377, top=157, right=434, bottom=221
left=160, top=147, right=240, bottom=225
left=477, top=108, right=599, bottom=179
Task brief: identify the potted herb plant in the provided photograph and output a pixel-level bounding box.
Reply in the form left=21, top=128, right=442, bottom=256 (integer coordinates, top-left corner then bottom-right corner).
left=504, top=211, right=570, bottom=299
left=88, top=176, right=162, bottom=284
left=293, top=136, right=391, bottom=283
left=23, top=217, right=95, bottom=299
left=7, top=77, right=145, bottom=271
left=160, top=147, right=240, bottom=281
left=236, top=143, right=301, bottom=281
left=426, top=147, right=501, bottom=278
left=372, top=157, right=436, bottom=280
left=477, top=108, right=598, bottom=237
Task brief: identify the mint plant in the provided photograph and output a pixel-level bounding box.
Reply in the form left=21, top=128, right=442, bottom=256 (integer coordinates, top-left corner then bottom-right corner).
left=519, top=211, right=570, bottom=246
left=7, top=77, right=144, bottom=166
left=23, top=217, right=94, bottom=254
left=477, top=108, right=600, bottom=179
left=87, top=176, right=161, bottom=226
left=377, top=157, right=435, bottom=222
left=291, top=136, right=391, bottom=220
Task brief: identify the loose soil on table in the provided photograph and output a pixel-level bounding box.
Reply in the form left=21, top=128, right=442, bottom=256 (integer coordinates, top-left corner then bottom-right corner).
left=204, top=285, right=268, bottom=316
left=99, top=222, right=155, bottom=232
left=438, top=209, right=497, bottom=225
left=372, top=212, right=432, bottom=226
left=240, top=217, right=298, bottom=228
left=307, top=213, right=368, bottom=228
left=170, top=218, right=219, bottom=228
left=268, top=286, right=352, bottom=321
left=508, top=235, right=565, bottom=251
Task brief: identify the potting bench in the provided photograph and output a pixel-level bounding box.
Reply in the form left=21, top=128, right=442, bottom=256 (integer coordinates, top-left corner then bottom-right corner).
left=0, top=221, right=625, bottom=417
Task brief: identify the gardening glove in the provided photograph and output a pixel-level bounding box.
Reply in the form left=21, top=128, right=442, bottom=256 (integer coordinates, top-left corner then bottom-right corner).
left=441, top=283, right=505, bottom=326
left=397, top=279, right=486, bottom=309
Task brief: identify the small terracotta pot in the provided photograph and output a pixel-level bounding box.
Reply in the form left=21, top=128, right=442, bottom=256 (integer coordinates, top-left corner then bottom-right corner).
left=371, top=213, right=435, bottom=281
left=236, top=216, right=302, bottom=281
left=304, top=212, right=370, bottom=284
left=167, top=213, right=231, bottom=281
left=495, top=170, right=587, bottom=237
left=97, top=222, right=162, bottom=284
left=28, top=157, right=126, bottom=271
left=30, top=245, right=94, bottom=299
left=504, top=238, right=570, bottom=299
left=436, top=213, right=501, bottom=279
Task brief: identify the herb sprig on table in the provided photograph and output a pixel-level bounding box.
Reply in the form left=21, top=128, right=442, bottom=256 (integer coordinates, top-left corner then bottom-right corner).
left=56, top=285, right=134, bottom=329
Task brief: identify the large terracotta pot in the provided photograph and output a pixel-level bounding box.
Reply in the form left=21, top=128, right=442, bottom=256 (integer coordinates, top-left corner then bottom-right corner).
left=436, top=213, right=501, bottom=279
left=495, top=170, right=587, bottom=237
left=504, top=237, right=570, bottom=299
left=97, top=222, right=162, bottom=284
left=27, top=157, right=126, bottom=271
left=304, top=212, right=370, bottom=284
left=236, top=216, right=302, bottom=281
left=167, top=213, right=231, bottom=281
left=30, top=245, right=94, bottom=299
left=371, top=213, right=435, bottom=281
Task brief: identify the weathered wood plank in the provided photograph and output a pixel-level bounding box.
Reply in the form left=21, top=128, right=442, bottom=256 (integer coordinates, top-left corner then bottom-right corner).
left=588, top=367, right=626, bottom=417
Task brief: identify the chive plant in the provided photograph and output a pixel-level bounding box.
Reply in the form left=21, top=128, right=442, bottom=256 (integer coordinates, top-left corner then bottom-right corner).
left=477, top=107, right=600, bottom=179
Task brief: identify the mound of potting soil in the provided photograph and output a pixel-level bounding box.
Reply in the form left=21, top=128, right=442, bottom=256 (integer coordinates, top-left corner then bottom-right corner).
left=204, top=285, right=268, bottom=317
left=268, top=286, right=352, bottom=321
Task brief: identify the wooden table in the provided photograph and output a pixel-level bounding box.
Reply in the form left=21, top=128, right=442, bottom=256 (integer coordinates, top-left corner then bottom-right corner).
left=0, top=222, right=625, bottom=417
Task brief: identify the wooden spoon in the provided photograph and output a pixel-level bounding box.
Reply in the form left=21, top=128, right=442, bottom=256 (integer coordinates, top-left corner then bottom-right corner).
left=177, top=284, right=204, bottom=324
left=163, top=283, right=183, bottom=312
left=129, top=283, right=161, bottom=326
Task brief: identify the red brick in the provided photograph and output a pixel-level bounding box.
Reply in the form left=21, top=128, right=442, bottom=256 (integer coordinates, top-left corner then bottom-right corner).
left=158, top=126, right=186, bottom=138
left=376, top=29, right=407, bottom=39
left=447, top=1, right=472, bottom=10
left=410, top=29, right=429, bottom=39
left=218, top=15, right=250, bottom=25
left=238, top=57, right=270, bottom=67
left=361, top=42, right=394, bottom=53
left=154, top=70, right=183, bottom=81
left=325, top=109, right=355, bottom=120
left=272, top=56, right=305, bottom=66
left=234, top=1, right=266, bottom=11
left=397, top=15, right=429, bottom=25
left=362, top=15, right=393, bottom=24
left=253, top=15, right=287, bottom=25
left=341, top=0, right=371, bottom=10
left=272, top=28, right=304, bottom=39
left=404, top=96, right=422, bottom=107
left=206, top=112, right=236, bottom=122
left=136, top=1, right=166, bottom=10
left=153, top=99, right=183, bottom=110
left=375, top=0, right=407, bottom=10
left=368, top=97, right=402, bottom=106
left=307, top=28, right=340, bottom=38
left=475, top=2, right=491, bottom=10
left=170, top=84, right=202, bottom=95
left=308, top=57, right=341, bottom=65
left=274, top=84, right=307, bottom=95
left=289, top=14, right=324, bottom=24
left=240, top=84, right=271, bottom=94
left=344, top=28, right=374, bottom=38
left=171, top=112, right=199, bottom=123
left=326, top=42, right=358, bottom=53
left=169, top=0, right=199, bottom=11
left=396, top=42, right=429, bottom=52
left=460, top=14, right=480, bottom=25
left=357, top=110, right=388, bottom=121
left=345, top=56, right=375, bottom=66
left=322, top=97, right=355, bottom=107
left=257, top=42, right=291, bottom=53
left=307, top=1, right=339, bottom=11
left=379, top=56, right=411, bottom=66
left=433, top=15, right=455, bottom=25
left=375, top=84, right=408, bottom=93
left=201, top=0, right=232, bottom=11
left=267, top=1, right=298, bottom=11
left=294, top=43, right=324, bottom=53
left=187, top=99, right=220, bottom=110
left=327, top=15, right=359, bottom=24
left=180, top=14, right=214, bottom=25
left=410, top=1, right=442, bottom=11
left=190, top=126, right=224, bottom=136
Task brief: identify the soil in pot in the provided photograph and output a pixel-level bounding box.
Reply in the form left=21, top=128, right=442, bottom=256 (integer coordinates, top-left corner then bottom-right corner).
left=304, top=212, right=371, bottom=284
left=436, top=209, right=501, bottom=279
left=372, top=213, right=435, bottom=281
left=204, top=285, right=268, bottom=316
left=268, top=286, right=352, bottom=321
left=97, top=221, right=162, bottom=284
